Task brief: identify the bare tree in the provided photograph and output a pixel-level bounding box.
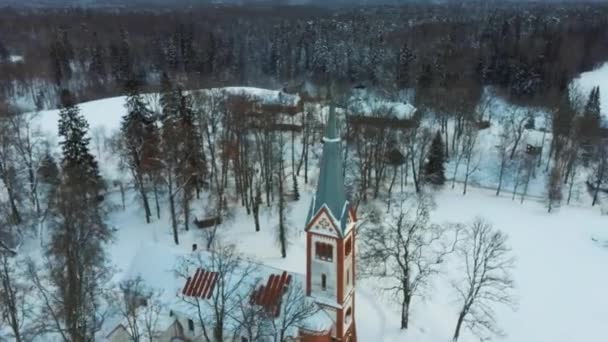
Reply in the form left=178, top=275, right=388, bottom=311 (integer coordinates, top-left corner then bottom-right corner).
left=495, top=121, right=512, bottom=196
left=230, top=285, right=273, bottom=342
left=547, top=163, right=563, bottom=213
left=0, top=247, right=33, bottom=342
left=0, top=111, right=24, bottom=225
left=112, top=277, right=163, bottom=342
left=511, top=152, right=535, bottom=204
left=268, top=281, right=320, bottom=342
left=592, top=142, right=607, bottom=207
left=6, top=111, right=48, bottom=226
left=275, top=132, right=290, bottom=258
left=462, top=124, right=480, bottom=195
left=506, top=108, right=529, bottom=160
left=452, top=218, right=516, bottom=342
left=405, top=125, right=433, bottom=194
left=176, top=242, right=257, bottom=342
left=359, top=194, right=460, bottom=329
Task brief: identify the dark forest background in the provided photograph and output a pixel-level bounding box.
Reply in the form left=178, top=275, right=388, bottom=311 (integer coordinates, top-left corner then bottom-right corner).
left=1, top=1, right=608, bottom=111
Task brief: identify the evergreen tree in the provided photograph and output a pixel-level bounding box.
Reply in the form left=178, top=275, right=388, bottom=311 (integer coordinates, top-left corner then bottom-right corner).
left=41, top=90, right=111, bottom=342
left=396, top=43, right=416, bottom=89
left=584, top=86, right=601, bottom=120
left=160, top=71, right=178, bottom=119
left=38, top=152, right=60, bottom=187
left=424, top=131, right=446, bottom=186
left=120, top=79, right=158, bottom=223
left=49, top=30, right=72, bottom=86
left=158, top=75, right=185, bottom=244
left=175, top=86, right=203, bottom=231
left=57, top=90, right=102, bottom=192
left=579, top=86, right=602, bottom=145
left=89, top=32, right=106, bottom=84
left=0, top=39, right=9, bottom=62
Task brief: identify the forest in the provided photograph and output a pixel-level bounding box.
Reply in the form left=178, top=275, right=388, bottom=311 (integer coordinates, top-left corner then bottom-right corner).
left=1, top=1, right=608, bottom=342
left=1, top=2, right=608, bottom=108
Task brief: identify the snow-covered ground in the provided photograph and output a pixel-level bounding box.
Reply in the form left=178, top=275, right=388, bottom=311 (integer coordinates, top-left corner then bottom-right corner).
left=574, top=62, right=608, bottom=125
left=103, top=182, right=608, bottom=342
left=18, top=79, right=608, bottom=342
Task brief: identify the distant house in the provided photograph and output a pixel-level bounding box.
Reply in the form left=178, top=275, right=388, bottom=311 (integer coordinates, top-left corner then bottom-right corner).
left=108, top=108, right=359, bottom=342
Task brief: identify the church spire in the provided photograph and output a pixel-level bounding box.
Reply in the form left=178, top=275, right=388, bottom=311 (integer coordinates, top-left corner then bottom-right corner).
left=308, top=104, right=349, bottom=233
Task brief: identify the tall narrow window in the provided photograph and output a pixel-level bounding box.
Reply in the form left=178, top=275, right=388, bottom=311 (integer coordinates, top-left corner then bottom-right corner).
left=345, top=238, right=352, bottom=256
left=188, top=319, right=194, bottom=332
left=315, top=242, right=333, bottom=262
left=347, top=268, right=350, bottom=286
left=345, top=307, right=352, bottom=324
left=321, top=274, right=327, bottom=290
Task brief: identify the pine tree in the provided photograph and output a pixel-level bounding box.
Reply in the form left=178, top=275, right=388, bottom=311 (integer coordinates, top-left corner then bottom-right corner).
left=0, top=39, right=9, bottom=62
left=38, top=152, right=60, bottom=187
left=89, top=32, right=106, bottom=84
left=159, top=75, right=183, bottom=244
left=397, top=43, right=416, bottom=89
left=160, top=72, right=177, bottom=120
left=121, top=78, right=158, bottom=223
left=57, top=90, right=102, bottom=193
left=49, top=31, right=72, bottom=86
left=175, top=86, right=203, bottom=231
left=584, top=86, right=601, bottom=120
left=42, top=90, right=111, bottom=342
left=424, top=131, right=446, bottom=186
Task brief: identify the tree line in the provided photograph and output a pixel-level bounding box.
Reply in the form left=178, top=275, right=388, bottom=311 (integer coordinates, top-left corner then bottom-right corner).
left=1, top=2, right=608, bottom=109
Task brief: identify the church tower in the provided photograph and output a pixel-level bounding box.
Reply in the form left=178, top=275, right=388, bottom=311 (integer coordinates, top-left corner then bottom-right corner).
left=304, top=105, right=357, bottom=342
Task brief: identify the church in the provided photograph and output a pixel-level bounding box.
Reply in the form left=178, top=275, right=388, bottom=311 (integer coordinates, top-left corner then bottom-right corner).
left=107, top=107, right=357, bottom=342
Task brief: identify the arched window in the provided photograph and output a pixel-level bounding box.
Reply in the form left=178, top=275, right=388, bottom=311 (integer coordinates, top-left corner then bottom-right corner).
left=315, top=242, right=333, bottom=261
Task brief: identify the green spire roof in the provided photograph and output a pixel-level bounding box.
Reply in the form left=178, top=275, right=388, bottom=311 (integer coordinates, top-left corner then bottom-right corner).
left=308, top=105, right=349, bottom=233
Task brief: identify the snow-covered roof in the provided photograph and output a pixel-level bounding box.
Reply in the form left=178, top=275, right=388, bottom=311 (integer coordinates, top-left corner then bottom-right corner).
left=219, top=87, right=300, bottom=106
left=120, top=243, right=333, bottom=336
left=349, top=91, right=417, bottom=120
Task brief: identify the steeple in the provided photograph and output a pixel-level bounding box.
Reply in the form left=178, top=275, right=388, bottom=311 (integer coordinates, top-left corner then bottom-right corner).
left=303, top=103, right=358, bottom=342
left=307, top=104, right=350, bottom=234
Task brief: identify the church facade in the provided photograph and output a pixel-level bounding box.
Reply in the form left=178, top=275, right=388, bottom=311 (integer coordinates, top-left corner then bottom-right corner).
left=301, top=106, right=358, bottom=342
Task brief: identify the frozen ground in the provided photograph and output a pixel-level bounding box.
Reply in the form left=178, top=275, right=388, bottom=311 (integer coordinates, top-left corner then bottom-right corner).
left=574, top=62, right=608, bottom=125
left=18, top=77, right=608, bottom=341
left=104, top=182, right=608, bottom=342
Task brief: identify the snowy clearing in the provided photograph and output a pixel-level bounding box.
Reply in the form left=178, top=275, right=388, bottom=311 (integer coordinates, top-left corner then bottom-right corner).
left=574, top=62, right=608, bottom=125
left=19, top=79, right=608, bottom=342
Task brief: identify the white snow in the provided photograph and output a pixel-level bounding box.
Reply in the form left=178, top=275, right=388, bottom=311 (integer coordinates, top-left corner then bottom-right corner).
left=8, top=55, right=24, bottom=63
left=14, top=84, right=608, bottom=342
left=221, top=87, right=300, bottom=105
left=350, top=89, right=417, bottom=119
left=102, top=181, right=608, bottom=342
left=574, top=62, right=608, bottom=125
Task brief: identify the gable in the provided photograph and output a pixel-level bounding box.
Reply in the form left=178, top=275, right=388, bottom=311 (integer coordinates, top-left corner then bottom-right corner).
left=306, top=207, right=341, bottom=237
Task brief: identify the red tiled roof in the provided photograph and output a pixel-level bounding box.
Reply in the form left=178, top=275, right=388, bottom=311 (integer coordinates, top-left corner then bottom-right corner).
left=250, top=271, right=292, bottom=317
left=182, top=268, right=219, bottom=299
